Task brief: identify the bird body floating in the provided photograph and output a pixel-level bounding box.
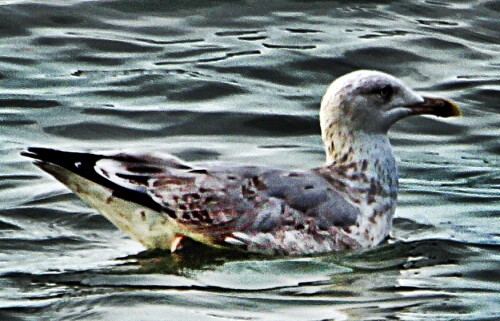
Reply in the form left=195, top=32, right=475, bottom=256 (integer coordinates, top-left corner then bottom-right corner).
left=22, top=70, right=461, bottom=255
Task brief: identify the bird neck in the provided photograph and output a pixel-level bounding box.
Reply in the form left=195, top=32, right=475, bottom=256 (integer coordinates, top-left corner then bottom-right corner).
left=321, top=128, right=399, bottom=207
left=317, top=129, right=398, bottom=246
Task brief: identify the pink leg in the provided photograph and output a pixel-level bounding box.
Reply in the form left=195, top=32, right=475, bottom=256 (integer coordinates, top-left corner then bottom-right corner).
left=170, top=235, right=184, bottom=253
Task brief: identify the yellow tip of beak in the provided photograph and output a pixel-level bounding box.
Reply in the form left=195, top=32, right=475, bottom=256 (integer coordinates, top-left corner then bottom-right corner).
left=413, top=97, right=462, bottom=118
left=448, top=100, right=462, bottom=117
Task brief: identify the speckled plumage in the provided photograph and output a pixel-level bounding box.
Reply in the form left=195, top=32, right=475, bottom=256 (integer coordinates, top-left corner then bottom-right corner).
left=22, top=70, right=461, bottom=255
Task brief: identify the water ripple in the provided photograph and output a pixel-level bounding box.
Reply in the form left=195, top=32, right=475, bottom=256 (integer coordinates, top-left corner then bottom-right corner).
left=1, top=0, right=498, bottom=320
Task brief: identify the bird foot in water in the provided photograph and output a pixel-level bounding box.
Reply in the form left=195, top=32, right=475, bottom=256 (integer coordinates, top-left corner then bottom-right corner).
left=170, top=235, right=185, bottom=253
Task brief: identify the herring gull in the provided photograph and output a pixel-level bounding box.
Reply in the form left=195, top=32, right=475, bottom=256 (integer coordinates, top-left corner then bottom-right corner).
left=22, top=70, right=461, bottom=255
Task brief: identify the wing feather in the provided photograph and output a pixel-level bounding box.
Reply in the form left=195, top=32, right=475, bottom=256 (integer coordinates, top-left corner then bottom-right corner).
left=24, top=147, right=361, bottom=252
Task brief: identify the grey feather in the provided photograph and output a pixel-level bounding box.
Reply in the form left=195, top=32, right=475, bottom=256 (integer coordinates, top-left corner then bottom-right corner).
left=24, top=70, right=450, bottom=254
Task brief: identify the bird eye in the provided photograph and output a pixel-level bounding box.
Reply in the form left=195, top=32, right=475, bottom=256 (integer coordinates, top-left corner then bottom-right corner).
left=377, top=85, right=393, bottom=101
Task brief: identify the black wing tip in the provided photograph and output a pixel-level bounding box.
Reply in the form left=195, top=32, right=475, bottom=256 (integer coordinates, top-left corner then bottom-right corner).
left=21, top=146, right=165, bottom=213
left=21, top=147, right=58, bottom=160
left=21, top=147, right=98, bottom=164
left=21, top=147, right=103, bottom=176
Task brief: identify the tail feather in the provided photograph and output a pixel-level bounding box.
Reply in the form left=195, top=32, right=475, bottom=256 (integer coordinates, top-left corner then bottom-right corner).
left=22, top=147, right=163, bottom=212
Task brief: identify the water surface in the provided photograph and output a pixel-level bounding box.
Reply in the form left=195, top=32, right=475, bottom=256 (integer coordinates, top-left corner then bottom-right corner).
left=0, top=1, right=498, bottom=320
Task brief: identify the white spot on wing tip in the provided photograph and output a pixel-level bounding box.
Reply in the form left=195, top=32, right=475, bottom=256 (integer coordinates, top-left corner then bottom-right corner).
left=225, top=232, right=252, bottom=246
left=231, top=232, right=252, bottom=241
left=224, top=237, right=245, bottom=246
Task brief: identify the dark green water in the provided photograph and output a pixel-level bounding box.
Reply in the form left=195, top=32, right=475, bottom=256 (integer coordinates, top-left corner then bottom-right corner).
left=0, top=1, right=498, bottom=320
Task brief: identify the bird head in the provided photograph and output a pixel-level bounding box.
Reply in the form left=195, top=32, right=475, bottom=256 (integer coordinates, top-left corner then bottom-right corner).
left=320, top=70, right=461, bottom=135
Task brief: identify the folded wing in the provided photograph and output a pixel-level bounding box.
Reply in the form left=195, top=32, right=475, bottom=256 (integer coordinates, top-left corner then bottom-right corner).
left=23, top=147, right=361, bottom=254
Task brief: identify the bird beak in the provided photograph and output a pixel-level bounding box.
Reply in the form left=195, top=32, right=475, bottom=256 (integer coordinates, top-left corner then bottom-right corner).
left=408, top=96, right=461, bottom=118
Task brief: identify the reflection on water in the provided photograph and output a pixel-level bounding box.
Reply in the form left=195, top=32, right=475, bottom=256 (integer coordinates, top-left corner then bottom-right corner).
left=0, top=0, right=498, bottom=320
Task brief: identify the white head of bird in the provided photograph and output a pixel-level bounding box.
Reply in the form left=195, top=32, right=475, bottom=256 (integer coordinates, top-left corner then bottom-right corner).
left=318, top=70, right=460, bottom=243
left=320, top=70, right=460, bottom=166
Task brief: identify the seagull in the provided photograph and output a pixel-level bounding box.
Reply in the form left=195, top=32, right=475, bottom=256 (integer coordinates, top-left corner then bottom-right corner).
left=22, top=70, right=461, bottom=255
